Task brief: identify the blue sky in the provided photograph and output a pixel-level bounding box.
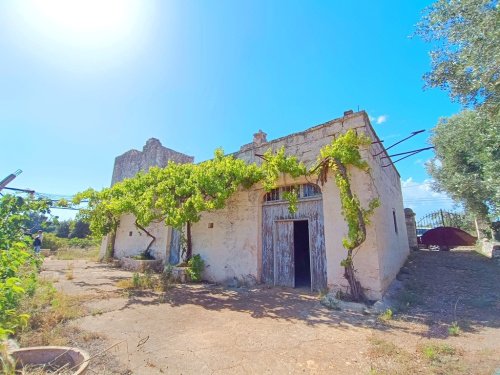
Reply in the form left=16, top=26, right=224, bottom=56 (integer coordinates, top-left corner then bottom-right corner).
left=0, top=1, right=460, bottom=221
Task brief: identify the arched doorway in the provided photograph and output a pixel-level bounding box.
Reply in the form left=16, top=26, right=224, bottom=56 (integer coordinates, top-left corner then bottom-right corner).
left=262, top=184, right=327, bottom=291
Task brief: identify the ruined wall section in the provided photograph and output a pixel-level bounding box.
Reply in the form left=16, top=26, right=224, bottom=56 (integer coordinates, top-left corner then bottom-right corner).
left=111, top=138, right=194, bottom=185
left=106, top=138, right=193, bottom=260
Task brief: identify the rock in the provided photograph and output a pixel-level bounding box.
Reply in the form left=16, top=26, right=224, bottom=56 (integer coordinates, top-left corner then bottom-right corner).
left=321, top=294, right=340, bottom=310
left=224, top=277, right=240, bottom=288
left=400, top=267, right=410, bottom=274
left=396, top=273, right=410, bottom=281
left=321, top=293, right=368, bottom=313
left=371, top=279, right=404, bottom=313
left=241, top=274, right=257, bottom=287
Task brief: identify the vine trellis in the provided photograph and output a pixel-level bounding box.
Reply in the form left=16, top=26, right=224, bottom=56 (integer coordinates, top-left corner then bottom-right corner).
left=74, top=129, right=379, bottom=301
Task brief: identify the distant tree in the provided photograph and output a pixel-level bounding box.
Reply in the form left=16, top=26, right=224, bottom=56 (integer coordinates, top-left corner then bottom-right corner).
left=428, top=110, right=500, bottom=221
left=415, top=0, right=499, bottom=109
left=24, top=212, right=50, bottom=233
left=0, top=194, right=50, bottom=249
left=56, top=221, right=70, bottom=238
left=417, top=0, right=499, bottom=232
left=69, top=220, right=91, bottom=239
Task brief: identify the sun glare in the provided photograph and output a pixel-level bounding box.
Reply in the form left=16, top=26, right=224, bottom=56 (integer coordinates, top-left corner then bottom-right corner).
left=30, top=0, right=137, bottom=42
left=5, top=0, right=153, bottom=71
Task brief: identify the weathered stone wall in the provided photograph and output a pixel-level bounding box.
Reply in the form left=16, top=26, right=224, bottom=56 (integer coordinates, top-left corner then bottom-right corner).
left=114, top=214, right=171, bottom=261
left=111, top=138, right=193, bottom=185
left=361, top=116, right=410, bottom=297
left=109, top=111, right=409, bottom=300
left=405, top=208, right=418, bottom=251
left=107, top=138, right=192, bottom=261
left=191, top=111, right=409, bottom=300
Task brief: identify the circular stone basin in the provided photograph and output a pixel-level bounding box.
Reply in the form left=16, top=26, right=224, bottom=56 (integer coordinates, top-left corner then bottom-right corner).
left=9, top=346, right=89, bottom=374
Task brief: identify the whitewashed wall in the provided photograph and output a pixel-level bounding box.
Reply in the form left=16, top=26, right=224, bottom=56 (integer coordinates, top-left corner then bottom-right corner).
left=110, top=111, right=409, bottom=300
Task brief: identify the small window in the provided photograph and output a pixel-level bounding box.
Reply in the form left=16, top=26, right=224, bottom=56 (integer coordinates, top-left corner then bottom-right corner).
left=392, top=210, right=398, bottom=234
left=263, top=183, right=321, bottom=203
left=264, top=188, right=280, bottom=202
left=302, top=183, right=321, bottom=198
left=129, top=231, right=133, bottom=236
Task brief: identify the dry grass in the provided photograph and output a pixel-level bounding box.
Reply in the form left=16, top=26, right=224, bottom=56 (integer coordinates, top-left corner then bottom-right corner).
left=116, top=271, right=173, bottom=292
left=16, top=279, right=88, bottom=347
left=65, top=263, right=74, bottom=280
left=55, top=246, right=99, bottom=261
left=369, top=336, right=468, bottom=375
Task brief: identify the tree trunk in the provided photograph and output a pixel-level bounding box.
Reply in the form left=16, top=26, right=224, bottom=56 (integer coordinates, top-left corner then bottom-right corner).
left=135, top=219, right=156, bottom=252
left=343, top=250, right=366, bottom=302
left=186, top=221, right=192, bottom=260
left=104, top=226, right=117, bottom=261
left=318, top=157, right=368, bottom=302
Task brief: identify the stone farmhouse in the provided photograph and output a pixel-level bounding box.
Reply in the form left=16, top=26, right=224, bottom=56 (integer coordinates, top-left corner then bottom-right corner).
left=103, top=110, right=410, bottom=300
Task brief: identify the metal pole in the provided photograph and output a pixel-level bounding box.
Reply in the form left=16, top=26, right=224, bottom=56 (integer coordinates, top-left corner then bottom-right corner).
left=0, top=170, right=22, bottom=191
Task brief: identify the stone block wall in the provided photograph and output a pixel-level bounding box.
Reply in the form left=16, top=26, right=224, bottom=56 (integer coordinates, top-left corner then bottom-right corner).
left=111, top=138, right=193, bottom=185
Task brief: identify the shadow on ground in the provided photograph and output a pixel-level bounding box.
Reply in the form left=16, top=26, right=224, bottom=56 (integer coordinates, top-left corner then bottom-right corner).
left=395, top=248, right=500, bottom=337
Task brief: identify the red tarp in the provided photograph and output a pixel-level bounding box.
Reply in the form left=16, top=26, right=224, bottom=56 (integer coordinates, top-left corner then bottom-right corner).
left=420, top=226, right=477, bottom=247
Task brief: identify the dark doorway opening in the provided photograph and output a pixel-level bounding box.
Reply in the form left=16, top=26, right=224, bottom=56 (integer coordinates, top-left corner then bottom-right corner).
left=294, top=220, right=311, bottom=288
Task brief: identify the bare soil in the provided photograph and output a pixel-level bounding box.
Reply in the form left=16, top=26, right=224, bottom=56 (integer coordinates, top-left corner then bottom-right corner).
left=38, top=248, right=499, bottom=374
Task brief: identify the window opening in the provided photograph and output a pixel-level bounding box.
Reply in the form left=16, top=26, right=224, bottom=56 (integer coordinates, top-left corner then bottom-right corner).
left=392, top=210, right=398, bottom=234
left=263, top=184, right=321, bottom=203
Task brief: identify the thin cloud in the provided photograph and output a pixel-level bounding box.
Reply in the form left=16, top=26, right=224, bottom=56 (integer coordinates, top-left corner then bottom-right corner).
left=401, top=177, right=458, bottom=219
left=376, top=115, right=388, bottom=124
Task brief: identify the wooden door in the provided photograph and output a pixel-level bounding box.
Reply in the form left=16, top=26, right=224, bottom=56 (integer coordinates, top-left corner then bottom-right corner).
left=274, top=221, right=295, bottom=287
left=262, top=199, right=327, bottom=291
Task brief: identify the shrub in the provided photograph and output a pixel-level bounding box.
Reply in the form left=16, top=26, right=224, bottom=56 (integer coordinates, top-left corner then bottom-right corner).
left=41, top=233, right=68, bottom=251
left=68, top=237, right=98, bottom=249
left=0, top=242, right=40, bottom=339
left=187, top=254, right=204, bottom=282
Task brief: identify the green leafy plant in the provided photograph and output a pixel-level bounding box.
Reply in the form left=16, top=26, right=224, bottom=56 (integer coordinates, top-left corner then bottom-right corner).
left=448, top=321, right=461, bottom=336
left=421, top=343, right=456, bottom=362
left=0, top=195, right=48, bottom=339
left=187, top=254, right=204, bottom=282
left=315, top=130, right=380, bottom=301
left=378, top=308, right=393, bottom=322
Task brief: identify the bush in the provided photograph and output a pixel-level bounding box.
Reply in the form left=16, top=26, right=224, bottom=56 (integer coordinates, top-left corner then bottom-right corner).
left=187, top=254, right=204, bottom=282
left=68, top=237, right=98, bottom=249
left=0, top=242, right=40, bottom=339
left=41, top=233, right=68, bottom=251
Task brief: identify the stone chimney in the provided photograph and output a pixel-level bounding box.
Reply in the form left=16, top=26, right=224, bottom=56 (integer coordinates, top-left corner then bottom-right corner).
left=253, top=129, right=267, bottom=146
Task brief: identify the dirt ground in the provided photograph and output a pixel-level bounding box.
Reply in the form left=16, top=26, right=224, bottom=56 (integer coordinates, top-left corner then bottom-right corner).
left=39, top=248, right=499, bottom=374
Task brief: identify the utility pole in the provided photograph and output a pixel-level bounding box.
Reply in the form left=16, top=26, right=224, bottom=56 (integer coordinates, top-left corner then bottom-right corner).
left=0, top=170, right=22, bottom=191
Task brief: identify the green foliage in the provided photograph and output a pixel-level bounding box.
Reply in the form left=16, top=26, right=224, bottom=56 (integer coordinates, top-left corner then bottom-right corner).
left=428, top=110, right=500, bottom=219
left=448, top=321, right=461, bottom=336
left=187, top=254, right=204, bottom=282
left=260, top=146, right=306, bottom=190
left=421, top=343, right=456, bottom=361
left=282, top=188, right=299, bottom=214
left=0, top=194, right=48, bottom=339
left=56, top=220, right=71, bottom=238
left=318, top=130, right=380, bottom=251
left=415, top=0, right=499, bottom=109
left=0, top=242, right=39, bottom=339
left=378, top=308, right=393, bottom=322
left=67, top=237, right=98, bottom=249
left=69, top=220, right=91, bottom=239
left=42, top=233, right=67, bottom=251
left=0, top=195, right=50, bottom=249
left=416, top=0, right=499, bottom=226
